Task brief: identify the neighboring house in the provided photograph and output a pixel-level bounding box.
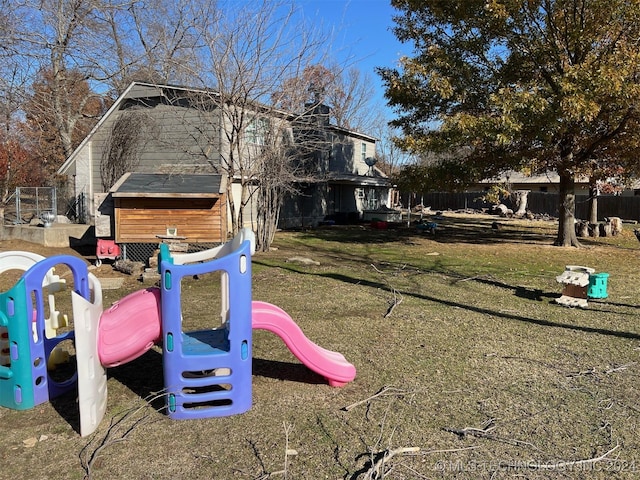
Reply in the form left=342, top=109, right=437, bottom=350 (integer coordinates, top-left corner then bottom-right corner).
left=471, top=171, right=591, bottom=195
left=57, top=81, right=390, bottom=246
left=474, top=171, right=640, bottom=197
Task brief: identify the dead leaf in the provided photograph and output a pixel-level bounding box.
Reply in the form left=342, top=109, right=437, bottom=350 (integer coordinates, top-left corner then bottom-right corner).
left=23, top=438, right=37, bottom=448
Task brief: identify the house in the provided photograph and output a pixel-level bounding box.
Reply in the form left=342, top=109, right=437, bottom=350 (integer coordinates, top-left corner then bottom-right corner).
left=278, top=103, right=391, bottom=227
left=471, top=171, right=591, bottom=195
left=57, top=82, right=391, bottom=251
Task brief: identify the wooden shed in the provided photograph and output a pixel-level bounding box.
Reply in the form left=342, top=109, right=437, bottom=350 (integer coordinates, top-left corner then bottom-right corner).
left=110, top=173, right=228, bottom=244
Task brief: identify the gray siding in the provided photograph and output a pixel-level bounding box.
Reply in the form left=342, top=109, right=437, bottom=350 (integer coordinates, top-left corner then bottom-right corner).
left=329, top=134, right=376, bottom=176
left=91, top=102, right=221, bottom=193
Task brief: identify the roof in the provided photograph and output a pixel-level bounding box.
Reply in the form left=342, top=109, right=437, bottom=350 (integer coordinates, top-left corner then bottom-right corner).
left=57, top=82, right=220, bottom=175
left=327, top=172, right=390, bottom=187
left=327, top=124, right=377, bottom=143
left=110, top=173, right=225, bottom=198
left=481, top=171, right=590, bottom=184
left=58, top=81, right=379, bottom=176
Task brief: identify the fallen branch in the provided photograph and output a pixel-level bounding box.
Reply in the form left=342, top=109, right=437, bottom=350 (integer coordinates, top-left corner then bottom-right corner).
left=342, top=386, right=416, bottom=411
left=567, top=362, right=636, bottom=378
left=396, top=463, right=430, bottom=479
left=282, top=422, right=296, bottom=479
left=605, top=362, right=636, bottom=374
left=252, top=472, right=285, bottom=479
left=443, top=425, right=496, bottom=438
left=364, top=446, right=420, bottom=480
left=566, top=367, right=597, bottom=378
left=501, top=444, right=620, bottom=470
left=80, top=392, right=165, bottom=479
left=619, top=401, right=640, bottom=414
left=423, top=445, right=480, bottom=455
left=443, top=420, right=539, bottom=450
left=384, top=289, right=403, bottom=318
left=370, top=263, right=404, bottom=318
left=243, top=423, right=297, bottom=480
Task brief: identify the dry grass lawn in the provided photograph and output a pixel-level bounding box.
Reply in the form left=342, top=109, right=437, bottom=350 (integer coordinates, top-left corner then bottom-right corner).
left=1, top=212, right=640, bottom=479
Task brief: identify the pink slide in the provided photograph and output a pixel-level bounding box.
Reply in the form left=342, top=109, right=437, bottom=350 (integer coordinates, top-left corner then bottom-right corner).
left=251, top=301, right=356, bottom=387
left=98, top=288, right=162, bottom=368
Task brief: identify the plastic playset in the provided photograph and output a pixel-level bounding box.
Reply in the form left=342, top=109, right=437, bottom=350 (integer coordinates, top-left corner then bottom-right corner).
left=0, top=229, right=356, bottom=436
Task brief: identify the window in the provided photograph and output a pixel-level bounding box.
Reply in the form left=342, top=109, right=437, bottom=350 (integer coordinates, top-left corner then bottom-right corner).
left=245, top=117, right=269, bottom=146
left=365, top=188, right=379, bottom=209
left=361, top=143, right=367, bottom=161
left=282, top=127, right=294, bottom=146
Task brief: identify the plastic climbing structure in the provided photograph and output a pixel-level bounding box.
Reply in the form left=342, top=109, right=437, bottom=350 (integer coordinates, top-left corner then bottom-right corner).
left=0, top=228, right=356, bottom=436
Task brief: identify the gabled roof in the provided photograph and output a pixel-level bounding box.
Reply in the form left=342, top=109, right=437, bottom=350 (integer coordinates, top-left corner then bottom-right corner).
left=58, top=81, right=223, bottom=175
left=58, top=81, right=379, bottom=175
left=326, top=124, right=377, bottom=143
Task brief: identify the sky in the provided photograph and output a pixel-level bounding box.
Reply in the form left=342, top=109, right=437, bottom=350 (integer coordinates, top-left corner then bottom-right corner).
left=296, top=0, right=408, bottom=120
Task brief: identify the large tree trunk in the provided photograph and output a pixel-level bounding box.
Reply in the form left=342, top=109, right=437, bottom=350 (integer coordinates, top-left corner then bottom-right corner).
left=513, top=190, right=529, bottom=216
left=555, top=170, right=581, bottom=247
left=588, top=180, right=598, bottom=224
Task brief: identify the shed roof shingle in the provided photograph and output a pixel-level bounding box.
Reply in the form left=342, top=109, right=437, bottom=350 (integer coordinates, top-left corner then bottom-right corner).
left=111, top=173, right=224, bottom=197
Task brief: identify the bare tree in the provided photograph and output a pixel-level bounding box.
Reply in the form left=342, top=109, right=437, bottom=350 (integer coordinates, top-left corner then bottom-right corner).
left=104, top=0, right=206, bottom=95
left=181, top=0, right=329, bottom=246
left=1, top=0, right=202, bottom=179
left=0, top=0, right=379, bottom=248
left=273, top=63, right=378, bottom=132
left=19, top=0, right=110, bottom=160
left=100, top=109, right=159, bottom=190
left=23, top=70, right=105, bottom=180
left=325, top=66, right=378, bottom=132
left=252, top=118, right=299, bottom=250
left=0, top=4, right=25, bottom=204
left=370, top=122, right=408, bottom=178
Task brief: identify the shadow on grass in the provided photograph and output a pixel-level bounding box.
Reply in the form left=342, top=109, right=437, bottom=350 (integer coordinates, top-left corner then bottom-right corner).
left=49, top=349, right=324, bottom=434
left=463, top=275, right=559, bottom=302
left=292, top=217, right=640, bottom=250
left=107, top=347, right=327, bottom=393
left=50, top=388, right=82, bottom=434
left=465, top=275, right=640, bottom=316
left=253, top=358, right=325, bottom=385
left=107, top=349, right=165, bottom=411
left=48, top=350, right=164, bottom=435
left=260, top=262, right=640, bottom=341
left=294, top=216, right=559, bottom=246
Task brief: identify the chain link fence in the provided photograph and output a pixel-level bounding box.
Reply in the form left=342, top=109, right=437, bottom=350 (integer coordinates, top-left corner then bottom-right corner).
left=120, top=242, right=222, bottom=263
left=3, top=187, right=57, bottom=225
left=2, top=181, right=88, bottom=226
left=64, top=192, right=88, bottom=224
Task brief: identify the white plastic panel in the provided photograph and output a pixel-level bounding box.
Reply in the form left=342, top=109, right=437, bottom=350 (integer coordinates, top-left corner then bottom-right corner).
left=74, top=273, right=107, bottom=437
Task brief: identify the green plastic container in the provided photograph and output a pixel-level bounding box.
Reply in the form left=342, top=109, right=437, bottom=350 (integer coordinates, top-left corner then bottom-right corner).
left=587, top=273, right=609, bottom=299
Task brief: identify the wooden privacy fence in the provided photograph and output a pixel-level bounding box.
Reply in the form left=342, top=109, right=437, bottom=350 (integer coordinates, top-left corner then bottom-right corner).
left=411, top=192, right=640, bottom=222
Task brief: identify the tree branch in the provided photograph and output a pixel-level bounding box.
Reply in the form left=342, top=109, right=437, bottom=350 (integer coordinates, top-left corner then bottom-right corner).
left=501, top=444, right=620, bottom=470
